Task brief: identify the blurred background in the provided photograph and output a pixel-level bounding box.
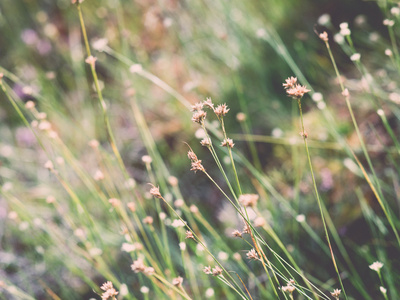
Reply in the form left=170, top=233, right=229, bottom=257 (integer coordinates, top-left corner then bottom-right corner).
left=0, top=0, right=399, bottom=299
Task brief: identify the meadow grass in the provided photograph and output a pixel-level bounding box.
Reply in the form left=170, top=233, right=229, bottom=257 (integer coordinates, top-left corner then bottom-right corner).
left=0, top=0, right=400, bottom=299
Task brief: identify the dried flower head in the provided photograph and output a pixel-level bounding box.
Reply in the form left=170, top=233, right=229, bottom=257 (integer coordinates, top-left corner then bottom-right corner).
left=282, top=285, right=295, bottom=294
left=214, top=104, right=230, bottom=117
left=232, top=230, right=242, bottom=238
left=254, top=217, right=265, bottom=227
left=212, top=266, right=223, bottom=276
left=246, top=248, right=259, bottom=260
left=221, top=138, right=234, bottom=148
left=191, top=102, right=204, bottom=112
left=142, top=155, right=152, bottom=164
left=203, top=97, right=214, bottom=109
left=203, top=266, right=212, bottom=274
left=131, top=259, right=146, bottom=273
left=144, top=267, right=155, bottom=276
left=108, top=198, right=121, bottom=207
left=172, top=276, right=183, bottom=287
left=192, top=110, right=207, bottom=124
left=85, top=55, right=97, bottom=67
left=185, top=230, right=195, bottom=239
left=101, top=281, right=114, bottom=291
left=25, top=101, right=35, bottom=110
left=187, top=150, right=198, bottom=161
left=369, top=261, right=384, bottom=272
left=286, top=84, right=311, bottom=99
left=242, top=224, right=251, bottom=234
left=239, top=194, right=259, bottom=207
left=200, top=138, right=211, bottom=147
left=282, top=76, right=297, bottom=89
left=236, top=112, right=246, bottom=122
left=191, top=160, right=205, bottom=173
left=319, top=31, right=329, bottom=42
left=127, top=202, right=136, bottom=212
left=331, top=289, right=341, bottom=299
left=168, top=176, right=179, bottom=186
left=149, top=185, right=162, bottom=198
left=143, top=216, right=154, bottom=225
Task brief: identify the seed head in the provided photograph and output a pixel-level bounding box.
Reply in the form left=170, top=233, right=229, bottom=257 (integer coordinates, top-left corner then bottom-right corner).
left=200, top=138, right=211, bottom=147
left=212, top=266, right=223, bottom=276
left=331, top=289, right=341, bottom=299
left=203, top=266, right=212, bottom=274
left=192, top=110, right=207, bottom=124
left=369, top=261, right=384, bottom=272
left=286, top=84, right=311, bottom=99
left=214, top=104, right=230, bottom=117
left=232, top=230, right=242, bottom=238
left=185, top=230, right=195, bottom=239
left=172, top=276, right=183, bottom=287
left=246, top=249, right=258, bottom=260
left=221, top=138, right=234, bottom=148
left=319, top=31, right=329, bottom=42
left=187, top=150, right=198, bottom=161
left=282, top=76, right=297, bottom=89
left=191, top=160, right=205, bottom=173
left=85, top=55, right=97, bottom=67
left=239, top=194, right=259, bottom=207
left=131, top=259, right=146, bottom=273
left=149, top=184, right=162, bottom=198
left=203, top=97, right=214, bottom=109
left=191, top=102, right=204, bottom=112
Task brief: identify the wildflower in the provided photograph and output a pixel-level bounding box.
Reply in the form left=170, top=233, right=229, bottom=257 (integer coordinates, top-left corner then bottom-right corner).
left=236, top=112, right=246, bottom=122
left=369, top=261, right=384, bottom=272
left=140, top=286, right=149, bottom=294
left=141, top=155, right=152, bottom=164
left=242, top=224, right=251, bottom=234
left=282, top=76, right=297, bottom=89
left=101, top=281, right=114, bottom=291
left=172, top=277, right=183, bottom=287
left=44, top=160, right=54, bottom=170
left=25, top=101, right=35, bottom=110
left=350, top=53, right=361, bottom=62
left=385, top=49, right=393, bottom=56
left=0, top=73, right=3, bottom=83
left=246, top=248, right=258, bottom=260
left=254, top=217, right=265, bottom=227
left=131, top=259, right=146, bottom=273
left=108, top=198, right=121, bottom=207
left=129, top=64, right=143, bottom=73
left=232, top=230, right=242, bottom=238
left=203, top=266, right=212, bottom=274
left=203, top=97, right=214, bottom=109
left=295, top=214, right=305, bottom=222
left=187, top=150, right=198, bottom=161
left=143, top=216, right=153, bottom=225
left=221, top=138, right=234, bottom=148
left=214, top=104, right=230, bottom=117
left=85, top=55, right=97, bottom=67
left=190, top=205, right=199, bottom=213
left=168, top=176, right=179, bottom=186
left=319, top=31, right=329, bottom=42
left=342, top=89, right=349, bottom=97
left=174, top=199, right=184, bottom=207
left=191, top=160, right=205, bottom=173
left=149, top=185, right=162, bottom=198
left=331, top=289, right=341, bottom=299
left=282, top=284, right=295, bottom=294
left=88, top=139, right=99, bottom=148
left=383, top=19, right=395, bottom=27
left=380, top=287, right=387, bottom=294
left=127, top=202, right=136, bottom=212
left=300, top=131, right=308, bottom=139
left=200, top=138, right=211, bottom=147
left=192, top=110, right=207, bottom=124
left=121, top=243, right=136, bottom=253
left=339, top=22, right=351, bottom=36
left=171, top=219, right=186, bottom=228
left=286, top=84, right=311, bottom=99
left=317, top=14, right=331, bottom=26
left=144, top=267, right=155, bottom=276
left=239, top=194, right=259, bottom=207
left=212, top=266, right=223, bottom=276
left=93, top=170, right=104, bottom=181
left=191, top=102, right=204, bottom=111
